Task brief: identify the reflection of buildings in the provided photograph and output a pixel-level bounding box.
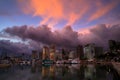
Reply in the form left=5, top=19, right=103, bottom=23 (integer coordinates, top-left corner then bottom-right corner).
left=55, top=66, right=63, bottom=77
left=49, top=65, right=55, bottom=77
left=41, top=63, right=119, bottom=80
left=42, top=66, right=50, bottom=77
left=84, top=44, right=95, bottom=61
left=95, top=65, right=107, bottom=80
left=42, top=46, right=49, bottom=60
left=79, top=65, right=85, bottom=80
left=41, top=64, right=115, bottom=80
left=84, top=64, right=96, bottom=80
left=76, top=45, right=84, bottom=60
left=42, top=65, right=55, bottom=79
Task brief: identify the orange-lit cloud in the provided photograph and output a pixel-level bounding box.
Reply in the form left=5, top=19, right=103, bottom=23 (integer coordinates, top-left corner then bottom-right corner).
left=67, top=6, right=89, bottom=25
left=18, top=0, right=90, bottom=26
left=4, top=24, right=120, bottom=48
left=18, top=0, right=119, bottom=28
left=88, top=1, right=118, bottom=22
left=26, top=0, right=63, bottom=28
left=78, top=28, right=91, bottom=34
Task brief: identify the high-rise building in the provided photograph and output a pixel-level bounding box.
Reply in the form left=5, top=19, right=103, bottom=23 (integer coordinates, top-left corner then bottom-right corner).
left=62, top=48, right=69, bottom=60
left=42, top=46, right=49, bottom=60
left=55, top=50, right=62, bottom=60
left=76, top=45, right=84, bottom=60
left=84, top=44, right=95, bottom=61
left=49, top=44, right=56, bottom=61
left=39, top=52, right=42, bottom=60
left=69, top=51, right=75, bottom=60
left=109, top=40, right=116, bottom=51
left=116, top=41, right=120, bottom=51
left=32, top=50, right=38, bottom=59
left=109, top=40, right=120, bottom=52
left=95, top=47, right=103, bottom=58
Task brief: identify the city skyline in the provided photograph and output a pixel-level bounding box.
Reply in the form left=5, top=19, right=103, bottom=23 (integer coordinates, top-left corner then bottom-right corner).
left=0, top=0, right=120, bottom=54
left=0, top=1, right=120, bottom=80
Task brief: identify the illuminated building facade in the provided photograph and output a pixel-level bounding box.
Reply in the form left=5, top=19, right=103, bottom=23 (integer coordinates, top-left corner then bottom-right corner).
left=49, top=45, right=56, bottom=61
left=69, top=51, right=75, bottom=60
left=42, top=46, right=49, bottom=60
left=55, top=50, right=62, bottom=60
left=84, top=44, right=95, bottom=61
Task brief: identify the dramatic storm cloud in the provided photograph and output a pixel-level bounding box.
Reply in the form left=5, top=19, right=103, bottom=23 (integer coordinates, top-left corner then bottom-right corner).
left=78, top=24, right=120, bottom=48
left=4, top=24, right=120, bottom=49
left=4, top=25, right=79, bottom=47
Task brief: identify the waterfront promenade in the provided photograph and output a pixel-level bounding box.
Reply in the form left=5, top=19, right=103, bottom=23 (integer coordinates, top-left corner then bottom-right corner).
left=112, top=62, right=120, bottom=75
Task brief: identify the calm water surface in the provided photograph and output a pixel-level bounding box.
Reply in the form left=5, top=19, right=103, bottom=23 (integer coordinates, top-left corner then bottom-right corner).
left=0, top=64, right=120, bottom=80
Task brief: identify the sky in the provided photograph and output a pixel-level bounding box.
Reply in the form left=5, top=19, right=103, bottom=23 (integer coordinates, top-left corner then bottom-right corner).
left=0, top=0, right=120, bottom=30
left=0, top=0, right=120, bottom=53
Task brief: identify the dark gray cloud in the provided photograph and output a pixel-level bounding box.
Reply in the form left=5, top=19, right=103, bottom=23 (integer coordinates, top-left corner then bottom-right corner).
left=78, top=24, right=120, bottom=49
left=0, top=40, right=30, bottom=55
left=4, top=24, right=120, bottom=49
left=4, top=25, right=79, bottom=48
left=90, top=24, right=120, bottom=40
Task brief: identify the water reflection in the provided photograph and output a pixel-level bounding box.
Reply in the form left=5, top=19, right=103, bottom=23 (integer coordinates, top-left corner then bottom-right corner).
left=0, top=64, right=120, bottom=80
left=84, top=64, right=96, bottom=80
